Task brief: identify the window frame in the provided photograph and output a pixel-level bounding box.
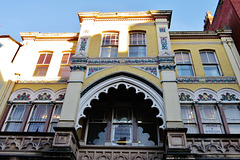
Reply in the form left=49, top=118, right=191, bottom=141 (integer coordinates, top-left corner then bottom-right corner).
left=128, top=31, right=147, bottom=57
left=2, top=103, right=62, bottom=133
left=58, top=52, right=73, bottom=78
left=175, top=51, right=195, bottom=76
left=100, top=32, right=119, bottom=58
left=33, top=52, right=53, bottom=77
left=199, top=50, right=222, bottom=76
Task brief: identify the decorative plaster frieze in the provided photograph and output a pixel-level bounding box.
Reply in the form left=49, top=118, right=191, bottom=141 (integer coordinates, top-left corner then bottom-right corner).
left=70, top=65, right=87, bottom=71
left=159, top=64, right=176, bottom=71
left=86, top=66, right=113, bottom=78
left=16, top=79, right=68, bottom=84
left=72, top=57, right=174, bottom=65
left=132, top=66, right=159, bottom=79
left=177, top=76, right=237, bottom=83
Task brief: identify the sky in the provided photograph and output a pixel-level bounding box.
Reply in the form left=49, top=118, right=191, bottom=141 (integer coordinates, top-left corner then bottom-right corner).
left=0, top=0, right=219, bottom=42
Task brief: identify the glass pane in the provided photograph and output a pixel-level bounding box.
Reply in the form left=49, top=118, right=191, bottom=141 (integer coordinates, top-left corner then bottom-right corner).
left=101, top=47, right=118, bottom=57
left=129, top=46, right=146, bottom=57
left=228, top=124, right=240, bottom=134
left=199, top=105, right=221, bottom=123
left=90, top=109, right=107, bottom=122
left=175, top=53, right=182, bottom=63
left=61, top=54, right=69, bottom=64
left=5, top=122, right=22, bottom=132
left=8, top=105, right=27, bottom=121
left=177, top=65, right=194, bottom=76
left=52, top=105, right=62, bottom=122
left=112, top=124, right=132, bottom=146
left=44, top=54, right=52, bottom=64
left=113, top=108, right=132, bottom=123
left=184, top=124, right=199, bottom=134
left=58, top=65, right=70, bottom=78
left=50, top=122, right=57, bottom=132
left=203, top=65, right=220, bottom=76
left=200, top=52, right=208, bottom=63
left=28, top=123, right=45, bottom=132
left=37, top=54, right=46, bottom=64
left=223, top=105, right=240, bottom=123
left=182, top=53, right=191, bottom=63
left=30, top=105, right=51, bottom=121
left=33, top=66, right=49, bottom=77
left=203, top=124, right=223, bottom=134
left=181, top=106, right=196, bottom=123
left=207, top=52, right=217, bottom=63
left=138, top=124, right=157, bottom=146
left=87, top=123, right=107, bottom=145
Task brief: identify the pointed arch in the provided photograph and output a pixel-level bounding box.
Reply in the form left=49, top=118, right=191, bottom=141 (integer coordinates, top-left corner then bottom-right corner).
left=76, top=72, right=165, bottom=129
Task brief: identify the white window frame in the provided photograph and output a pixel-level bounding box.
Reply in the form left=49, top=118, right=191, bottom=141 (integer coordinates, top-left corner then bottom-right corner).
left=175, top=51, right=195, bottom=76
left=128, top=32, right=147, bottom=57
left=100, top=32, right=119, bottom=58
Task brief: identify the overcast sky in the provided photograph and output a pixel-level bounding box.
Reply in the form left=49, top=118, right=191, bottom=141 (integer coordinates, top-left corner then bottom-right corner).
left=0, top=0, right=219, bottom=42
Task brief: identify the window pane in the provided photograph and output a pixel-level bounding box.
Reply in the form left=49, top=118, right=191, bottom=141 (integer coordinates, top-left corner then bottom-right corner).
left=101, top=46, right=118, bottom=57
left=5, top=123, right=22, bottom=132
left=30, top=105, right=50, bottom=121
left=87, top=123, right=107, bottom=145
left=199, top=105, right=221, bottom=123
left=181, top=106, right=196, bottom=123
left=61, top=54, right=69, bottom=64
left=52, top=105, right=62, bottom=122
left=200, top=52, right=208, bottom=63
left=28, top=123, right=45, bottom=132
left=223, top=105, right=240, bottom=123
left=203, top=65, right=220, bottom=76
left=203, top=124, right=223, bottom=134
left=175, top=53, right=182, bottom=63
left=112, top=124, right=132, bottom=146
left=182, top=53, right=191, bottom=63
left=44, top=54, right=52, bottom=64
left=37, top=54, right=46, bottom=64
left=113, top=108, right=132, bottom=123
left=228, top=124, right=240, bottom=134
left=58, top=65, right=71, bottom=78
left=129, top=46, right=146, bottom=57
left=184, top=124, right=199, bottom=133
left=138, top=124, right=157, bottom=146
left=207, top=52, right=217, bottom=63
left=33, top=66, right=49, bottom=77
left=8, top=105, right=27, bottom=121
left=177, top=65, right=194, bottom=76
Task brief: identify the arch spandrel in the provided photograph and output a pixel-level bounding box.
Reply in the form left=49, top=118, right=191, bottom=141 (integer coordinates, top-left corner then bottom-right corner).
left=76, top=72, right=165, bottom=130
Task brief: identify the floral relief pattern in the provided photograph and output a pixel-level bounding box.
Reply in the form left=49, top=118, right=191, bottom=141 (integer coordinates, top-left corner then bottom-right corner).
left=35, top=93, right=52, bottom=101
left=221, top=93, right=239, bottom=101
left=14, top=92, right=30, bottom=100
left=179, top=93, right=193, bottom=101
left=198, top=93, right=216, bottom=101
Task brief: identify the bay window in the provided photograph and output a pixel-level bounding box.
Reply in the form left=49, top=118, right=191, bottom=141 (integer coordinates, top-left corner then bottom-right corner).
left=181, top=105, right=199, bottom=133
left=200, top=51, right=221, bottom=76
left=223, top=105, right=240, bottom=134
left=129, top=32, right=146, bottom=57
left=2, top=104, right=62, bottom=132
left=175, top=51, right=194, bottom=76
left=101, top=32, right=119, bottom=57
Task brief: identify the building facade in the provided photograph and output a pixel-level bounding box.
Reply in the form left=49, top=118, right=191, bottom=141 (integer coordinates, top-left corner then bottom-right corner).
left=204, top=0, right=240, bottom=53
left=0, top=10, right=240, bottom=160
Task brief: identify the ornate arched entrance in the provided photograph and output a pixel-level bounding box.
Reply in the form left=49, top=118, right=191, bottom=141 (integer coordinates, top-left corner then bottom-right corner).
left=76, top=72, right=165, bottom=146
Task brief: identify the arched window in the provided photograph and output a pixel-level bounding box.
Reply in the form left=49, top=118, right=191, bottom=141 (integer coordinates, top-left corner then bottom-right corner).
left=200, top=50, right=222, bottom=76
left=129, top=31, right=146, bottom=57
left=100, top=32, right=119, bottom=57
left=83, top=85, right=162, bottom=146
left=175, top=51, right=194, bottom=76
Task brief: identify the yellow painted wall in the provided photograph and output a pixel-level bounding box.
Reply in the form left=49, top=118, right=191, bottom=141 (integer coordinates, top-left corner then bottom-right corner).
left=171, top=39, right=235, bottom=77
left=12, top=83, right=67, bottom=92
left=82, top=65, right=162, bottom=90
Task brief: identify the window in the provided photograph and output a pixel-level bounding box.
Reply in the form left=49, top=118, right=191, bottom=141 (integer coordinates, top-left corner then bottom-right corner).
left=101, top=33, right=119, bottom=57
left=85, top=106, right=160, bottom=146
left=175, top=51, right=194, bottom=76
left=199, top=105, right=224, bottom=134
left=58, top=53, right=73, bottom=78
left=3, top=104, right=62, bottom=132
left=129, top=32, right=146, bottom=57
left=181, top=105, right=199, bottom=133
left=200, top=51, right=221, bottom=76
left=223, top=105, right=240, bottom=134
left=33, top=53, right=52, bottom=76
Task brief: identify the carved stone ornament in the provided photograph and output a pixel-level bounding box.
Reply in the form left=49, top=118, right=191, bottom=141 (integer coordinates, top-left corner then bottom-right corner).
left=14, top=92, right=30, bottom=100
left=179, top=93, right=193, bottom=101
left=221, top=93, right=239, bottom=101
left=198, top=93, right=216, bottom=101
left=35, top=93, right=52, bottom=101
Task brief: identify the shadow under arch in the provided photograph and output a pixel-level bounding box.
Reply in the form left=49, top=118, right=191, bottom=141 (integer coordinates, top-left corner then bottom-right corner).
left=76, top=71, right=165, bottom=130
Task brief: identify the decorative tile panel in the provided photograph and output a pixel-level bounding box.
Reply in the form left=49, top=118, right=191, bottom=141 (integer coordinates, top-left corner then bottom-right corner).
left=86, top=67, right=112, bottom=78
left=132, top=66, right=159, bottom=78
left=79, top=38, right=88, bottom=52
left=159, top=28, right=166, bottom=32
left=179, top=93, right=193, bottom=101
left=35, top=93, right=52, bottom=101
left=177, top=76, right=237, bottom=84
left=198, top=93, right=216, bottom=101
left=14, top=92, right=31, bottom=100
left=160, top=37, right=168, bottom=50
left=221, top=93, right=239, bottom=101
